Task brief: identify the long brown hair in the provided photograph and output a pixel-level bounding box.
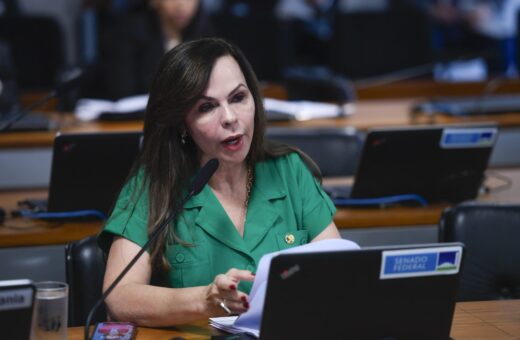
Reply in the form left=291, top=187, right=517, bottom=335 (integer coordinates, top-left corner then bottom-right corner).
left=127, top=38, right=320, bottom=276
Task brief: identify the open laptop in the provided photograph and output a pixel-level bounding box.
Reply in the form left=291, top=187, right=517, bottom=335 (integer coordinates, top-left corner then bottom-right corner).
left=32, top=131, right=142, bottom=217
left=325, top=123, right=497, bottom=205
left=261, top=243, right=464, bottom=340
left=0, top=279, right=36, bottom=340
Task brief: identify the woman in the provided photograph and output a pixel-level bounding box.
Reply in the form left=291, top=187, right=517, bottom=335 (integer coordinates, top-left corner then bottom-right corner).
left=99, top=38, right=341, bottom=326
left=104, top=0, right=214, bottom=99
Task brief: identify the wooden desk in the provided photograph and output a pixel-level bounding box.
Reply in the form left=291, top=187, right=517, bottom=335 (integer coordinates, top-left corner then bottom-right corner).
left=67, top=299, right=520, bottom=339
left=3, top=97, right=520, bottom=149
left=1, top=168, right=518, bottom=247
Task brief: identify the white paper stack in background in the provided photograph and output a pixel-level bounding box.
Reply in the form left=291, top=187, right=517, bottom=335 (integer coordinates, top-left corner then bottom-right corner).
left=264, top=98, right=353, bottom=121
left=74, top=94, right=149, bottom=121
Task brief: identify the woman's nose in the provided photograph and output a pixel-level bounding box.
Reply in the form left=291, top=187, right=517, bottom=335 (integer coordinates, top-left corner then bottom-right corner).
left=221, top=104, right=238, bottom=127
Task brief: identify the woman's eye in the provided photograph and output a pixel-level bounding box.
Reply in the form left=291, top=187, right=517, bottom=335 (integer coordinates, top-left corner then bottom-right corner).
left=231, top=93, right=246, bottom=103
left=198, top=102, right=215, bottom=113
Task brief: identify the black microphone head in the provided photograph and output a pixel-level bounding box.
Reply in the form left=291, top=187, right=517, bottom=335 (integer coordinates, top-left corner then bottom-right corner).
left=55, top=68, right=84, bottom=95
left=190, top=158, right=219, bottom=195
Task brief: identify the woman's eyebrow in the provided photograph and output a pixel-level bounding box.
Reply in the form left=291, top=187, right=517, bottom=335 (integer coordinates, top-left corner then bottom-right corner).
left=198, top=83, right=247, bottom=101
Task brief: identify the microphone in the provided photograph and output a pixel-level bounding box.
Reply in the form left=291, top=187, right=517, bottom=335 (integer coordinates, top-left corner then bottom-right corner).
left=84, top=158, right=220, bottom=340
left=0, top=68, right=84, bottom=132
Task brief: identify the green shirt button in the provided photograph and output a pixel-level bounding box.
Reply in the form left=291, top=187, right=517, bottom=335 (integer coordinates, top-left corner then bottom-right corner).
left=175, top=253, right=185, bottom=263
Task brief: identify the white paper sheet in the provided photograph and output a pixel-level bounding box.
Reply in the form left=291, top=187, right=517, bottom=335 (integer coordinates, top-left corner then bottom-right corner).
left=263, top=98, right=353, bottom=121
left=74, top=94, right=149, bottom=121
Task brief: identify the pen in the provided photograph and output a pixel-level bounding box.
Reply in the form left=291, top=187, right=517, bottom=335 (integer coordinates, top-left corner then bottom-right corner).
left=219, top=301, right=232, bottom=314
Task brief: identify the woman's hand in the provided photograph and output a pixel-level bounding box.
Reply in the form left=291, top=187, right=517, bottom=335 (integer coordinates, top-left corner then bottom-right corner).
left=203, top=268, right=255, bottom=316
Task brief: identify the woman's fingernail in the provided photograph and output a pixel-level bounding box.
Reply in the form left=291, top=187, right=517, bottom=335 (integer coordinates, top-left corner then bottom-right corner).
left=241, top=296, right=247, bottom=302
left=243, top=302, right=249, bottom=308
left=229, top=284, right=236, bottom=291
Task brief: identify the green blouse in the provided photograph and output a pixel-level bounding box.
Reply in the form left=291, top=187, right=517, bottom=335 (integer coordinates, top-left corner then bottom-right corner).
left=98, top=153, right=336, bottom=293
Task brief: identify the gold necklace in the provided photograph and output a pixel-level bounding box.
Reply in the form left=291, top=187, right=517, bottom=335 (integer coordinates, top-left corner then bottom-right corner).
left=242, top=165, right=254, bottom=229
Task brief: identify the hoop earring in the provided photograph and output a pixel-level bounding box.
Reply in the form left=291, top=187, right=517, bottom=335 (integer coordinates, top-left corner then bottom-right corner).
left=181, top=130, right=187, bottom=145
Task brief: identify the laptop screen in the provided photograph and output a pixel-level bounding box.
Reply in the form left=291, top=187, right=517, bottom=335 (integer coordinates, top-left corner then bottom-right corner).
left=261, top=243, right=464, bottom=340
left=47, top=131, right=142, bottom=215
left=350, top=124, right=497, bottom=203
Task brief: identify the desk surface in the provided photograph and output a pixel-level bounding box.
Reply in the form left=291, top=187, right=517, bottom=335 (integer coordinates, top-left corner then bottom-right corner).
left=1, top=168, right=518, bottom=247
left=3, top=97, right=520, bottom=149
left=67, top=299, right=520, bottom=339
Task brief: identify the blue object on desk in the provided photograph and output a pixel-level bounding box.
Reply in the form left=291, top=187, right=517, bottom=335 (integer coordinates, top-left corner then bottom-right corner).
left=333, top=194, right=428, bottom=207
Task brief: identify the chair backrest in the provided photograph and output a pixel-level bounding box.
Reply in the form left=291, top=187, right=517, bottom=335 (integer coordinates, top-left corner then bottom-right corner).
left=266, top=126, right=364, bottom=177
left=0, top=16, right=64, bottom=90
left=211, top=0, right=281, bottom=81
left=331, top=8, right=430, bottom=79
left=66, top=236, right=106, bottom=327
left=439, top=202, right=520, bottom=301
left=283, top=68, right=356, bottom=104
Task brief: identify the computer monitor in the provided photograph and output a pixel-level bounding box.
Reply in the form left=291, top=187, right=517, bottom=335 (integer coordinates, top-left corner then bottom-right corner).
left=349, top=124, right=497, bottom=203
left=261, top=243, right=464, bottom=340
left=47, top=131, right=142, bottom=215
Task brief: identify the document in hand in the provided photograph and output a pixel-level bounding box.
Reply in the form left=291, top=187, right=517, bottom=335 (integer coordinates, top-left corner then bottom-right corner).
left=209, top=239, right=360, bottom=338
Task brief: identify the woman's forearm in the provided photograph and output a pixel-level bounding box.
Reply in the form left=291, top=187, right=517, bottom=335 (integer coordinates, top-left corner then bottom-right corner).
left=105, top=283, right=208, bottom=327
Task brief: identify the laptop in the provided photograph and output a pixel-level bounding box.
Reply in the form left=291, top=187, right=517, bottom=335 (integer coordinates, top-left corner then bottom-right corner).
left=414, top=94, right=520, bottom=116
left=39, top=131, right=142, bottom=217
left=260, top=243, right=464, bottom=340
left=0, top=279, right=36, bottom=340
left=324, top=123, right=497, bottom=205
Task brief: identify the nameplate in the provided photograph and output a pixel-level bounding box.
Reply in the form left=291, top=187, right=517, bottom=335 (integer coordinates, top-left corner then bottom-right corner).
left=380, top=246, right=462, bottom=280
left=0, top=288, right=34, bottom=311
left=440, top=128, right=497, bottom=148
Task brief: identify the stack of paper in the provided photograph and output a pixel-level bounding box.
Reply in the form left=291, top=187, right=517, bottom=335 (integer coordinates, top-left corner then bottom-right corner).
left=264, top=98, right=353, bottom=121
left=74, top=94, right=149, bottom=121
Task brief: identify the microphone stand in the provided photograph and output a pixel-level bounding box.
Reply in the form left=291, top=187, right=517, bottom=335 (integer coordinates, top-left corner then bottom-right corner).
left=84, top=159, right=219, bottom=340
left=0, top=69, right=84, bottom=132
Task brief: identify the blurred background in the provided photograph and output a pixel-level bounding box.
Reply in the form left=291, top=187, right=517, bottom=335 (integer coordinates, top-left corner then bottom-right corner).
left=1, top=0, right=519, bottom=109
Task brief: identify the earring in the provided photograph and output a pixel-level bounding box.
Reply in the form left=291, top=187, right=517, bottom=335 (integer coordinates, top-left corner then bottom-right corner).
left=180, top=130, right=187, bottom=145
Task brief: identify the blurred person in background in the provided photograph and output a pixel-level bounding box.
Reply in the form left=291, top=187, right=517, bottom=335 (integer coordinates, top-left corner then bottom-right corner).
left=415, top=0, right=520, bottom=76
left=104, top=0, right=214, bottom=99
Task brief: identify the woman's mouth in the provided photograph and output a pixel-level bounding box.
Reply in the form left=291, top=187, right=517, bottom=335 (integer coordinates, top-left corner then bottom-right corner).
left=221, top=135, right=244, bottom=151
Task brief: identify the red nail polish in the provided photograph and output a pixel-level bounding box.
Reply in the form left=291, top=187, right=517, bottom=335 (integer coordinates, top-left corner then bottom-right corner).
left=241, top=296, right=247, bottom=302
left=243, top=302, right=249, bottom=308
left=229, top=284, right=236, bottom=291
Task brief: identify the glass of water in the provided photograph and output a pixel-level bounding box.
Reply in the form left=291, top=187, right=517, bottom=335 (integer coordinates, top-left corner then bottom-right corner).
left=31, top=281, right=68, bottom=340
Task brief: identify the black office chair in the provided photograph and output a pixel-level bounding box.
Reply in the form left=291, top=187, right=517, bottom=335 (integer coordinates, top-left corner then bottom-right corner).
left=266, top=126, right=364, bottom=177
left=66, top=236, right=106, bottom=327
left=0, top=16, right=64, bottom=90
left=283, top=67, right=356, bottom=104
left=332, top=7, right=430, bottom=79
left=211, top=0, right=281, bottom=81
left=439, top=202, right=520, bottom=301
